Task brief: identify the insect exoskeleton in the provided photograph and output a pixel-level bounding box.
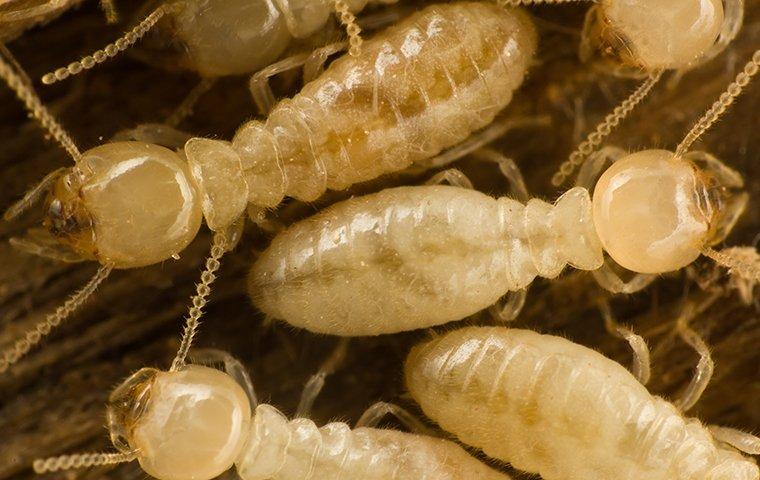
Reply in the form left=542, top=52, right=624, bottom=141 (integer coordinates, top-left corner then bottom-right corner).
left=404, top=326, right=760, bottom=480
left=36, top=354, right=511, bottom=480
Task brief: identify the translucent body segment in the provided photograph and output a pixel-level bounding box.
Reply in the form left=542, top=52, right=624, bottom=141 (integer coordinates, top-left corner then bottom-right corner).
left=131, top=366, right=251, bottom=480
left=236, top=404, right=510, bottom=480
left=231, top=2, right=537, bottom=205
left=592, top=150, right=711, bottom=273
left=249, top=185, right=602, bottom=336
left=76, top=142, right=202, bottom=268
left=170, top=0, right=292, bottom=77
left=185, top=138, right=249, bottom=231
left=602, top=0, right=724, bottom=69
left=405, top=327, right=759, bottom=480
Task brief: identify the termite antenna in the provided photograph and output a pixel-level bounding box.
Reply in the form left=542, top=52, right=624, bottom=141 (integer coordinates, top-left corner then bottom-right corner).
left=702, top=246, right=760, bottom=285
left=2, top=167, right=65, bottom=221
left=0, top=44, right=81, bottom=162
left=0, top=264, right=113, bottom=374
left=170, top=232, right=229, bottom=372
left=33, top=452, right=135, bottom=473
left=333, top=0, right=363, bottom=57
left=100, top=0, right=120, bottom=24
left=675, top=49, right=760, bottom=157
left=551, top=70, right=663, bottom=186
left=41, top=5, right=174, bottom=85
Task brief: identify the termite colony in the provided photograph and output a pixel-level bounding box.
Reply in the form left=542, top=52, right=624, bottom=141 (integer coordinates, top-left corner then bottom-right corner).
left=0, top=1, right=758, bottom=480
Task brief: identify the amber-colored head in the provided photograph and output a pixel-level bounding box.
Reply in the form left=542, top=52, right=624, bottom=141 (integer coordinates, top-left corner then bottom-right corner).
left=107, top=366, right=251, bottom=480
left=592, top=150, right=742, bottom=274
left=584, top=0, right=725, bottom=72
left=44, top=142, right=203, bottom=269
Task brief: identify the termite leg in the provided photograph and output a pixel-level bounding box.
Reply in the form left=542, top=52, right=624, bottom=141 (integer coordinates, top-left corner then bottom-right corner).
left=303, top=41, right=348, bottom=84
left=249, top=52, right=311, bottom=115
left=109, top=123, right=193, bottom=149
left=673, top=312, right=714, bottom=412
left=424, top=168, right=474, bottom=189
left=356, top=402, right=435, bottom=436
left=188, top=348, right=258, bottom=408
left=416, top=115, right=550, bottom=171
left=708, top=426, right=760, bottom=455
left=295, top=338, right=350, bottom=418
left=593, top=258, right=656, bottom=294
left=471, top=148, right=529, bottom=201
left=598, top=298, right=651, bottom=385
left=488, top=289, right=528, bottom=323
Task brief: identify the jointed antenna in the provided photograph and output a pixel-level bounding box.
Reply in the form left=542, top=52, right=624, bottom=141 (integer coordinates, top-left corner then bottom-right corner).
left=34, top=452, right=135, bottom=473
left=170, top=232, right=228, bottom=371
left=0, top=45, right=81, bottom=162
left=41, top=5, right=173, bottom=85
left=333, top=0, right=363, bottom=57
left=676, top=49, right=760, bottom=157
left=0, top=264, right=113, bottom=373
left=552, top=70, right=663, bottom=186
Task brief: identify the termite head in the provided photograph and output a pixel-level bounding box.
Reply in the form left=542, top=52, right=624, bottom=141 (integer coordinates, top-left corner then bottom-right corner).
left=44, top=141, right=203, bottom=269
left=582, top=0, right=725, bottom=73
left=107, top=365, right=251, bottom=480
left=592, top=149, right=745, bottom=274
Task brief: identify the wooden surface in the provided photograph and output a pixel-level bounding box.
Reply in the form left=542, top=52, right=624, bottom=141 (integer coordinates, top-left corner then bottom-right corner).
left=0, top=2, right=758, bottom=479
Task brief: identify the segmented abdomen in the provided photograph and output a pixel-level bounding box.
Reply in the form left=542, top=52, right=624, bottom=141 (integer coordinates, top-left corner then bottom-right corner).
left=249, top=185, right=602, bottom=336
left=236, top=404, right=509, bottom=480
left=262, top=2, right=537, bottom=201
left=405, top=327, right=760, bottom=480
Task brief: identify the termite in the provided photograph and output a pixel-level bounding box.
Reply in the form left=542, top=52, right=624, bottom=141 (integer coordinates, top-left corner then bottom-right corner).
left=498, top=0, right=744, bottom=186
left=248, top=48, right=760, bottom=336
left=0, top=1, right=538, bottom=372
left=31, top=331, right=511, bottom=479
left=404, top=321, right=760, bottom=480
left=36, top=0, right=392, bottom=118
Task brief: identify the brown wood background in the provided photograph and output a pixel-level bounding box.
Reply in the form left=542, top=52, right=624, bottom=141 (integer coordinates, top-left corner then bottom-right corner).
left=0, top=1, right=758, bottom=479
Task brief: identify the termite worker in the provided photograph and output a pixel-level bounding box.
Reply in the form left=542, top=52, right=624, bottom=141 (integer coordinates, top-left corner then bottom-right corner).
left=404, top=326, right=760, bottom=480
left=40, top=0, right=382, bottom=81
left=32, top=343, right=511, bottom=480
left=248, top=49, right=760, bottom=336
left=0, top=2, right=538, bottom=371
left=498, top=0, right=745, bottom=185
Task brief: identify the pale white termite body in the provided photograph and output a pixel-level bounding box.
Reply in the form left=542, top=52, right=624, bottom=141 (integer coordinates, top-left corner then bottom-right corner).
left=38, top=364, right=510, bottom=480
left=250, top=185, right=601, bottom=335
left=405, top=327, right=760, bottom=480
left=0, top=2, right=537, bottom=371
